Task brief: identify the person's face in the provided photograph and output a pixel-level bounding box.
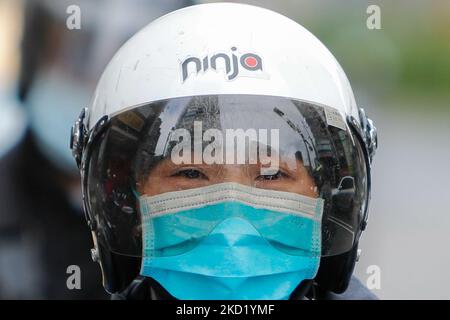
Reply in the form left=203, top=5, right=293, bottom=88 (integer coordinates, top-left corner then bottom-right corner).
left=139, top=158, right=318, bottom=198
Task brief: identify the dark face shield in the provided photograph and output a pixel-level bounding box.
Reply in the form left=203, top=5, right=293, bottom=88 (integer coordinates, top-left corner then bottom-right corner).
left=86, top=95, right=368, bottom=258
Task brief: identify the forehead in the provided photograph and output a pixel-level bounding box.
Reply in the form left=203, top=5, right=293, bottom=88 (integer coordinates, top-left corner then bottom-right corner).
left=148, top=96, right=320, bottom=159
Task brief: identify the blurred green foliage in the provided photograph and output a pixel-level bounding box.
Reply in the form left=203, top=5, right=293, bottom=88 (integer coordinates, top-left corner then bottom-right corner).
left=294, top=1, right=450, bottom=113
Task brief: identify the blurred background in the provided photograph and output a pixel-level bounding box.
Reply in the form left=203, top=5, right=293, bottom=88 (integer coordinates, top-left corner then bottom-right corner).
left=0, top=0, right=449, bottom=299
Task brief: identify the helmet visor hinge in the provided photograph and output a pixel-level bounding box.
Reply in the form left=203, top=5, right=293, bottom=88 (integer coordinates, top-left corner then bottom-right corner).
left=358, top=108, right=378, bottom=164
left=70, top=107, right=88, bottom=169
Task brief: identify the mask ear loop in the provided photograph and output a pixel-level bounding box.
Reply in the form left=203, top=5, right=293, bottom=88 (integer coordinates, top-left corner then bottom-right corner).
left=131, top=186, right=142, bottom=199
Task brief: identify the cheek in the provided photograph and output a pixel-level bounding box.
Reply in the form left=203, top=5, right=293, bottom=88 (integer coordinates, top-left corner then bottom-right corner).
left=294, top=165, right=318, bottom=197
left=142, top=176, right=175, bottom=196
left=257, top=179, right=317, bottom=197
left=169, top=177, right=212, bottom=190
left=297, top=177, right=318, bottom=197
left=281, top=172, right=317, bottom=197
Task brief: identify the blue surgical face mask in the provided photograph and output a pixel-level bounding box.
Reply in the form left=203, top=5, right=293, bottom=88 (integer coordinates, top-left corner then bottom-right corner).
left=26, top=70, right=92, bottom=175
left=139, top=182, right=323, bottom=300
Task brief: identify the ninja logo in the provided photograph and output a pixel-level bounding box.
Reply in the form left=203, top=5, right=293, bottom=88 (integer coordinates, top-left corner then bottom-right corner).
left=181, top=47, right=263, bottom=82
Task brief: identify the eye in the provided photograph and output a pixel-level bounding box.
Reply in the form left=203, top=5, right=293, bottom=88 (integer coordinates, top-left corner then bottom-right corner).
left=172, top=168, right=208, bottom=180
left=256, top=170, right=288, bottom=181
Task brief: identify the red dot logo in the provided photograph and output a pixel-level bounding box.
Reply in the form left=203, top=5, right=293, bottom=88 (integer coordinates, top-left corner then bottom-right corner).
left=244, top=56, right=258, bottom=68
left=240, top=53, right=262, bottom=72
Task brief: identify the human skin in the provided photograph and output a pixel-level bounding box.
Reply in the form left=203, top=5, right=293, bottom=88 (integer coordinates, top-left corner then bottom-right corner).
left=139, top=158, right=318, bottom=198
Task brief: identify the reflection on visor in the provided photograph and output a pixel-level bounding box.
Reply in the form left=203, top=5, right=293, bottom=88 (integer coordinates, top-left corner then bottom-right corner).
left=87, top=95, right=368, bottom=258
left=139, top=182, right=323, bottom=257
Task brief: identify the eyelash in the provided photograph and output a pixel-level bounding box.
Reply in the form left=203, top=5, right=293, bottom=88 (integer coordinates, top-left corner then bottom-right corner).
left=172, top=168, right=208, bottom=180
left=257, top=170, right=290, bottom=181
left=171, top=168, right=291, bottom=181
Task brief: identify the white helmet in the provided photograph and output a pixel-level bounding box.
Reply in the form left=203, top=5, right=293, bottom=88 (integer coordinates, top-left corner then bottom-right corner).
left=88, top=3, right=361, bottom=127
left=71, top=3, right=377, bottom=298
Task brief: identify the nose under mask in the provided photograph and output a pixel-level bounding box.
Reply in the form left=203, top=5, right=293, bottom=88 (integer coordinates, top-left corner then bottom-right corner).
left=139, top=182, right=323, bottom=300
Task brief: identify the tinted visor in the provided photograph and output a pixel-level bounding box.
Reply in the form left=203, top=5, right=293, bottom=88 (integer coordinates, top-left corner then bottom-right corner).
left=86, top=95, right=368, bottom=257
